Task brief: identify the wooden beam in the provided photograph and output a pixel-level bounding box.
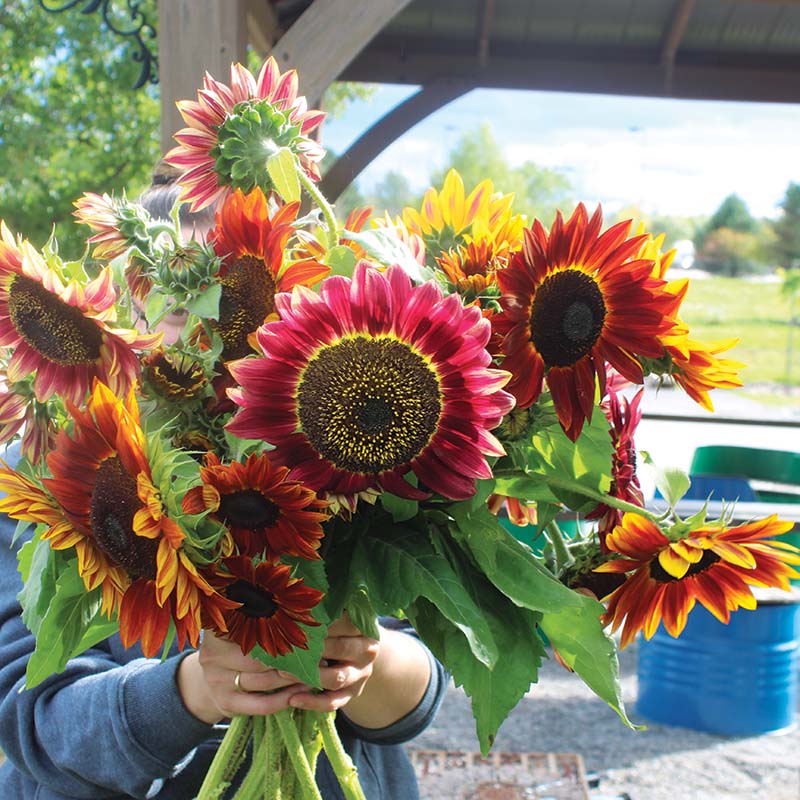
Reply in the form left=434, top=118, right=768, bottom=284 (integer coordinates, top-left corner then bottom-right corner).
left=267, top=0, right=413, bottom=103
left=319, top=79, right=473, bottom=202
left=340, top=48, right=800, bottom=104
left=247, top=0, right=281, bottom=56
left=660, top=0, right=696, bottom=95
left=157, top=0, right=248, bottom=154
left=477, top=0, right=495, bottom=68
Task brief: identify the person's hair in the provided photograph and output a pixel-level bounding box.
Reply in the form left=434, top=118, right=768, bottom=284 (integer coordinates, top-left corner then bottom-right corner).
left=138, top=159, right=216, bottom=229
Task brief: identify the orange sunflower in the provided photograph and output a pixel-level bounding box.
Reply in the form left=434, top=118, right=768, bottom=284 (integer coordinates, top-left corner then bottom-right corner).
left=204, top=556, right=324, bottom=657
left=0, top=222, right=161, bottom=405
left=0, top=381, right=232, bottom=656
left=182, top=451, right=329, bottom=560
left=596, top=512, right=800, bottom=648
left=492, top=205, right=679, bottom=440
left=208, top=188, right=329, bottom=360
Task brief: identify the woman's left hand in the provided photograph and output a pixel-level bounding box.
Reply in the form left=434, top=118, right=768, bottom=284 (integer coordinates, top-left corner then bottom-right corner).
left=286, top=614, right=380, bottom=713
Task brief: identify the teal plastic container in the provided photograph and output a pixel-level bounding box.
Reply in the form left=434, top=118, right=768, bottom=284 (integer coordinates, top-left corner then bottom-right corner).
left=636, top=597, right=800, bottom=735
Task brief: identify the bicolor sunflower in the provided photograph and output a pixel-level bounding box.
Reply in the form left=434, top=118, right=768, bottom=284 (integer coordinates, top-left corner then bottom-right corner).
left=165, top=58, right=325, bottom=212
left=182, top=451, right=328, bottom=560
left=0, top=380, right=56, bottom=465
left=637, top=232, right=744, bottom=409
left=226, top=261, right=514, bottom=501
left=596, top=512, right=800, bottom=648
left=208, top=188, right=329, bottom=360
left=492, top=205, right=678, bottom=440
left=0, top=222, right=161, bottom=405
left=584, top=388, right=645, bottom=546
left=0, top=382, right=232, bottom=656
left=73, top=191, right=151, bottom=260
left=399, top=169, right=524, bottom=265
left=204, top=556, right=323, bottom=657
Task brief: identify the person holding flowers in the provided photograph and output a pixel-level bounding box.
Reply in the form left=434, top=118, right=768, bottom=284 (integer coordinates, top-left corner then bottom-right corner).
left=0, top=53, right=797, bottom=800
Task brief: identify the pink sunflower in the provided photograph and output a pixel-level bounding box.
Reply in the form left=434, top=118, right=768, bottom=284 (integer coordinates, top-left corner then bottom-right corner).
left=165, top=58, right=325, bottom=212
left=226, top=261, right=514, bottom=501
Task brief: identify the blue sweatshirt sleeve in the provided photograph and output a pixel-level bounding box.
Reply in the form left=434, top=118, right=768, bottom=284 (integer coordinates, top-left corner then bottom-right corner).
left=0, top=476, right=215, bottom=798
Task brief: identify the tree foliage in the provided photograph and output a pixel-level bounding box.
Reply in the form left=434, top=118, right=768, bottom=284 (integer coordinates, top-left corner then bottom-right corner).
left=431, top=123, right=573, bottom=224
left=0, top=1, right=161, bottom=258
left=772, top=182, right=800, bottom=270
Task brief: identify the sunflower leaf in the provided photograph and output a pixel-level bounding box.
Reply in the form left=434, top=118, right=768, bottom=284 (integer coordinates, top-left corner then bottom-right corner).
left=353, top=526, right=499, bottom=668
left=325, top=244, right=357, bottom=277
left=538, top=595, right=640, bottom=730
left=379, top=491, right=418, bottom=523
left=448, top=502, right=584, bottom=614
left=267, top=147, right=301, bottom=204
left=25, top=563, right=107, bottom=688
left=185, top=282, right=222, bottom=321
left=409, top=595, right=545, bottom=755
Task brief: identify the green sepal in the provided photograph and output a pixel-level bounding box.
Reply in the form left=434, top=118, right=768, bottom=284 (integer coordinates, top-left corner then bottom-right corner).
left=267, top=147, right=301, bottom=204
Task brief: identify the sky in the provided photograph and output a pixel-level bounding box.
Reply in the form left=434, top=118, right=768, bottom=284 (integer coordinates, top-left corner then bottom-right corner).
left=322, top=85, right=800, bottom=220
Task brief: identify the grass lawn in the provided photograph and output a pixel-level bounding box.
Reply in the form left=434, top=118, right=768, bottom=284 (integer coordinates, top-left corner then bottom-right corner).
left=675, top=273, right=799, bottom=388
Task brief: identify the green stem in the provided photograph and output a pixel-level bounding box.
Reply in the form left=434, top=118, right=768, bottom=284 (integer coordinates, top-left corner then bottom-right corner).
left=296, top=164, right=338, bottom=251
left=318, top=712, right=367, bottom=800
left=494, top=469, right=662, bottom=524
left=265, top=715, right=283, bottom=800
left=196, top=715, right=253, bottom=800
left=545, top=521, right=574, bottom=576
left=274, top=709, right=323, bottom=800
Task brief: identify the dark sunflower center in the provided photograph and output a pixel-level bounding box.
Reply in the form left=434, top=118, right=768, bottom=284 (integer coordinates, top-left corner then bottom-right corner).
left=211, top=255, right=276, bottom=360
left=144, top=352, right=206, bottom=401
left=212, top=99, right=303, bottom=195
left=297, top=335, right=442, bottom=474
left=8, top=274, right=103, bottom=365
left=226, top=579, right=278, bottom=618
left=649, top=549, right=721, bottom=583
left=529, top=269, right=607, bottom=367
left=218, top=489, right=281, bottom=529
left=89, top=456, right=157, bottom=580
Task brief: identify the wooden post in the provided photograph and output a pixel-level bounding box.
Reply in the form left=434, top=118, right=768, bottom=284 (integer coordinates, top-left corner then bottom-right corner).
left=157, top=0, right=248, bottom=155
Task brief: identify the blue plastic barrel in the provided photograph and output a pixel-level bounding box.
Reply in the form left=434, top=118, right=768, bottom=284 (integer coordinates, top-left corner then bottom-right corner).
left=636, top=596, right=800, bottom=735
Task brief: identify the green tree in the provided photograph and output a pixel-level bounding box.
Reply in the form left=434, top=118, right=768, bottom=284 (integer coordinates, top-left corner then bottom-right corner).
left=431, top=123, right=573, bottom=224
left=772, top=182, right=800, bottom=270
left=365, top=170, right=420, bottom=217
left=694, top=227, right=762, bottom=277
left=0, top=1, right=161, bottom=258
left=694, top=193, right=757, bottom=254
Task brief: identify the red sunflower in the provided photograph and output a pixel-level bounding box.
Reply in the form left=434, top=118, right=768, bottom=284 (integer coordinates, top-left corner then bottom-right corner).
left=584, top=388, right=645, bottom=546
left=204, top=556, right=324, bottom=657
left=208, top=188, right=329, bottom=360
left=226, top=261, right=514, bottom=501
left=596, top=513, right=800, bottom=649
left=165, top=58, right=325, bottom=212
left=182, top=451, right=328, bottom=560
left=492, top=205, right=678, bottom=440
left=0, top=222, right=160, bottom=405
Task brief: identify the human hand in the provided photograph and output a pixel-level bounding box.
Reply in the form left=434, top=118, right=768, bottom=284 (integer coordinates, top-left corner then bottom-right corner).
left=287, top=614, right=380, bottom=714
left=177, top=631, right=308, bottom=725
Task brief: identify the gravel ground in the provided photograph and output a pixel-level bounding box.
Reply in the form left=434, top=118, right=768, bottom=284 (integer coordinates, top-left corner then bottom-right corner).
left=409, top=641, right=800, bottom=800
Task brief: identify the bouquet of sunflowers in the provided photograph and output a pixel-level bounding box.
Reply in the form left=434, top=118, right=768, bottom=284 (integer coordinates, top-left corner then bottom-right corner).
left=1, top=57, right=798, bottom=799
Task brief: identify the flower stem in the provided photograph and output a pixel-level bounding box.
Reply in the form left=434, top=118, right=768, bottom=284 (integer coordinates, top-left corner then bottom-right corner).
left=273, top=708, right=323, bottom=800
left=296, top=163, right=338, bottom=251
left=196, top=714, right=253, bottom=800
left=318, top=712, right=367, bottom=800
left=545, top=521, right=574, bottom=576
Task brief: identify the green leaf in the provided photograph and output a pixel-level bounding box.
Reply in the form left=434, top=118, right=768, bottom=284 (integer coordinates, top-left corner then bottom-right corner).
left=267, top=147, right=301, bottom=203
left=655, top=466, right=692, bottom=507
left=25, top=563, right=106, bottom=688
left=341, top=227, right=435, bottom=282
left=343, top=587, right=380, bottom=640
left=353, top=526, right=499, bottom=668
left=325, top=244, right=357, bottom=277
left=447, top=503, right=584, bottom=614
left=410, top=595, right=545, bottom=754
left=538, top=593, right=638, bottom=729
left=186, top=282, right=222, bottom=321
left=18, top=535, right=61, bottom=638
left=379, top=491, right=418, bottom=523
left=492, top=473, right=557, bottom=505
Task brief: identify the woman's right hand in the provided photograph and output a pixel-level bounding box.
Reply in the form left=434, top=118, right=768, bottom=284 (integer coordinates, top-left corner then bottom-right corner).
left=177, top=632, right=308, bottom=724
